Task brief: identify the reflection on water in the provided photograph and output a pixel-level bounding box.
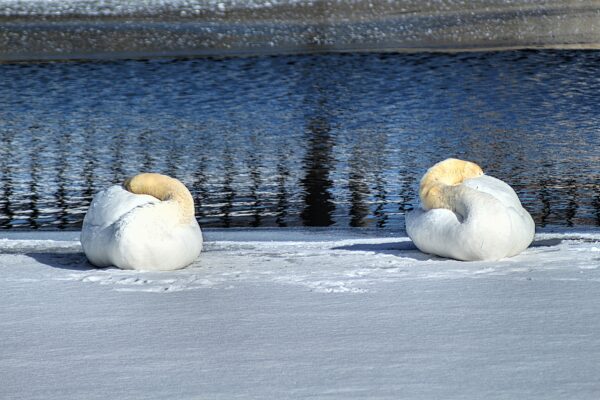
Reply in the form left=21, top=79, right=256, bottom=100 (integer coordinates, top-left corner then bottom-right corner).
left=0, top=50, right=599, bottom=230
left=301, top=116, right=335, bottom=226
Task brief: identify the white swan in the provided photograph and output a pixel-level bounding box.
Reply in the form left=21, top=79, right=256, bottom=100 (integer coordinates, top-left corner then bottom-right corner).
left=405, top=158, right=534, bottom=261
left=81, top=173, right=203, bottom=271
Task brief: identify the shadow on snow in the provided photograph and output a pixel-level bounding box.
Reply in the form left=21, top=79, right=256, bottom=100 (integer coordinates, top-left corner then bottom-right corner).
left=25, top=251, right=97, bottom=271
left=332, top=238, right=565, bottom=260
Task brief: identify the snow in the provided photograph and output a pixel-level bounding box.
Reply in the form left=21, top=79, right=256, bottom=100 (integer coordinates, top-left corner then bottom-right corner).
left=0, top=0, right=293, bottom=16
left=1, top=228, right=600, bottom=399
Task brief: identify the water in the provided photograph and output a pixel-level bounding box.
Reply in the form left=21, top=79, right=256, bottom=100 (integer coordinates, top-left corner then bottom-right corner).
left=0, top=50, right=599, bottom=230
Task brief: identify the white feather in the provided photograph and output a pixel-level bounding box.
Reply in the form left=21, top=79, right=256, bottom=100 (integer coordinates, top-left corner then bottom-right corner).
left=80, top=185, right=203, bottom=271
left=406, top=175, right=535, bottom=261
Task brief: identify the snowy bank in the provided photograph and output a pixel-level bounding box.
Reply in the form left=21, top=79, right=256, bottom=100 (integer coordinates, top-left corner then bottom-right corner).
left=1, top=228, right=600, bottom=399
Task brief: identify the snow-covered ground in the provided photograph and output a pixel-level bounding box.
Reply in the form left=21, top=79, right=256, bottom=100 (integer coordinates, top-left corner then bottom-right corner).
left=2, top=228, right=600, bottom=399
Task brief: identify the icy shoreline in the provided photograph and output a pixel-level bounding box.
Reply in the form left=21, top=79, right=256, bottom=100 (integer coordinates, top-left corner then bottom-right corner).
left=2, top=228, right=600, bottom=293
left=2, top=228, right=600, bottom=398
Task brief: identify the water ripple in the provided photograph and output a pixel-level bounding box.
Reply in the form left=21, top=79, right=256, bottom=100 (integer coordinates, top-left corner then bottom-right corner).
left=0, top=50, right=599, bottom=229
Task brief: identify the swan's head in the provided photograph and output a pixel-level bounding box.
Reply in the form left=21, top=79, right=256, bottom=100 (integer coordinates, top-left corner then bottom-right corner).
left=419, top=158, right=484, bottom=210
left=123, top=173, right=195, bottom=222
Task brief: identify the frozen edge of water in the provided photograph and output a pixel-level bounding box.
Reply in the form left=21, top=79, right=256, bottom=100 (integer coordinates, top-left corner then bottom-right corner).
left=1, top=227, right=599, bottom=294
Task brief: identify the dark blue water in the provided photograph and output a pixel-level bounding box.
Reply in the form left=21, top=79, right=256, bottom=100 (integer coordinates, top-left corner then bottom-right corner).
left=0, top=50, right=599, bottom=230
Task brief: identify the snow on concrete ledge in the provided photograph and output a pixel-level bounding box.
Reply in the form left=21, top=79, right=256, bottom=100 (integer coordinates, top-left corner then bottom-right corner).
left=1, top=228, right=600, bottom=399
left=1, top=228, right=599, bottom=294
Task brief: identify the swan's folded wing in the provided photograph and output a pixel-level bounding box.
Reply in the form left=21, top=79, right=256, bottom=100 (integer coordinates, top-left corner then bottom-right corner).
left=81, top=186, right=159, bottom=267
left=462, top=175, right=522, bottom=209
left=406, top=208, right=463, bottom=259
left=463, top=175, right=535, bottom=255
left=504, top=203, right=536, bottom=256
left=83, top=186, right=159, bottom=228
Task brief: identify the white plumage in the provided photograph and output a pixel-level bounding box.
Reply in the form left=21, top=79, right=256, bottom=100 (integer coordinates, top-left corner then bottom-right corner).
left=81, top=174, right=202, bottom=271
left=406, top=159, right=534, bottom=261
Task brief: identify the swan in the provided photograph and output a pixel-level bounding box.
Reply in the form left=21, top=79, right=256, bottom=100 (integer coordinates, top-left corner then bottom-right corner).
left=81, top=173, right=203, bottom=271
left=405, top=158, right=534, bottom=261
